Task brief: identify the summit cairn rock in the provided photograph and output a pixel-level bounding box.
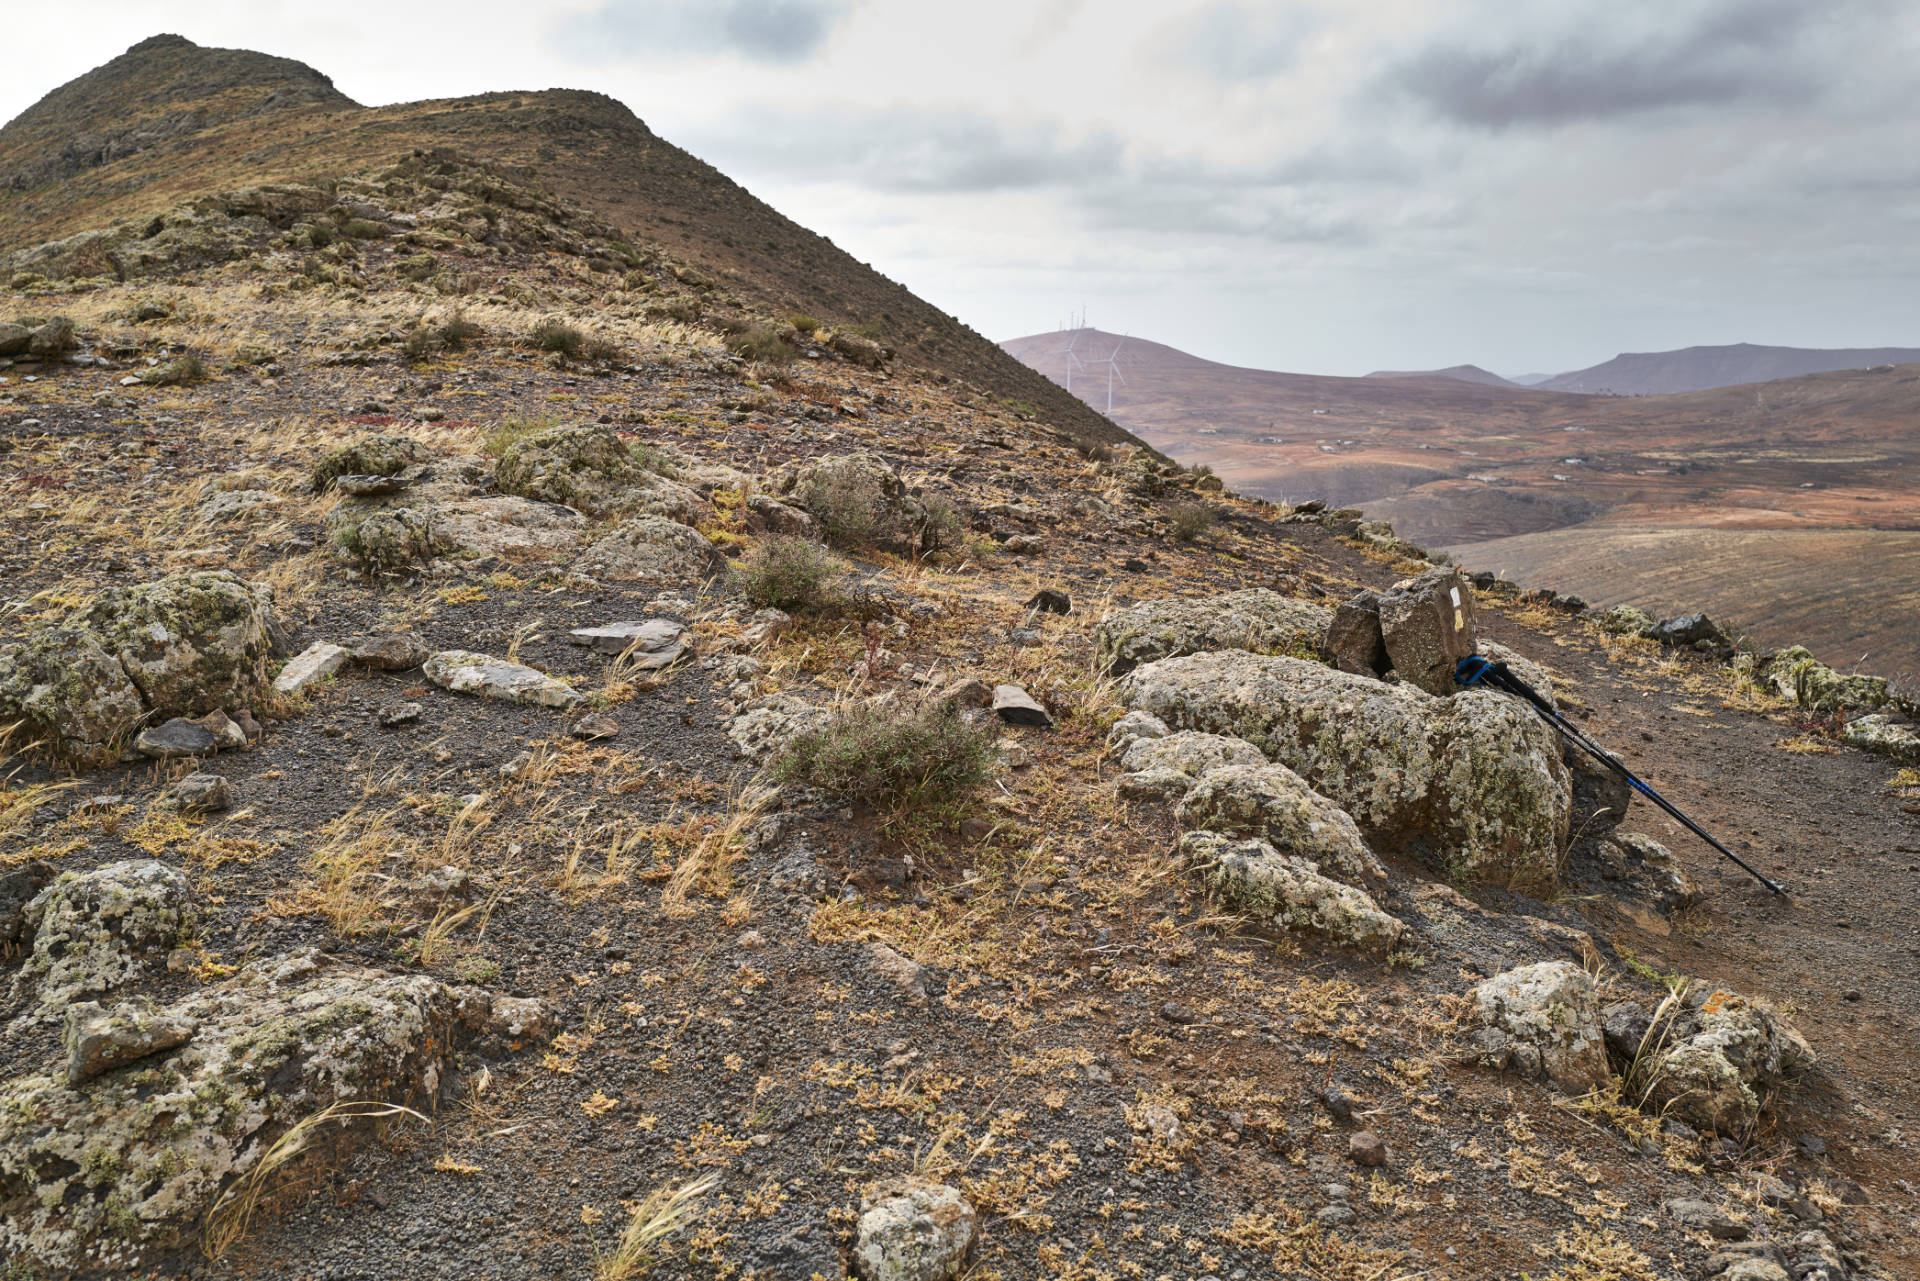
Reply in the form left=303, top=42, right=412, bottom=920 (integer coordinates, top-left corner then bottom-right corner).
left=1377, top=568, right=1477, bottom=695
left=1325, top=589, right=1388, bottom=677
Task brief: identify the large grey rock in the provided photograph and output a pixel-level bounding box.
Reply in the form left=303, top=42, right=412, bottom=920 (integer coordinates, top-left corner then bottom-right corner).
left=8, top=861, right=196, bottom=1016
left=1764, top=645, right=1887, bottom=713
left=0, top=322, right=30, bottom=357
left=1174, top=764, right=1385, bottom=884
left=438, top=495, right=587, bottom=558
left=1377, top=568, right=1476, bottom=695
left=991, top=685, right=1051, bottom=726
left=309, top=433, right=433, bottom=492
left=728, top=695, right=831, bottom=762
left=573, top=515, right=724, bottom=585
left=1093, top=588, right=1331, bottom=675
left=853, top=1177, right=975, bottom=1281
left=1634, top=984, right=1815, bottom=1133
left=0, top=571, right=278, bottom=766
left=133, top=718, right=218, bottom=759
left=494, top=422, right=706, bottom=523
left=27, top=316, right=76, bottom=357
left=1106, top=709, right=1170, bottom=753
left=1121, top=651, right=1570, bottom=887
left=1325, top=590, right=1387, bottom=677
left=772, top=450, right=931, bottom=554
left=1180, top=832, right=1403, bottom=954
left=1121, top=729, right=1266, bottom=777
left=0, top=947, right=543, bottom=1271
left=423, top=651, right=580, bottom=708
left=1469, top=961, right=1611, bottom=1095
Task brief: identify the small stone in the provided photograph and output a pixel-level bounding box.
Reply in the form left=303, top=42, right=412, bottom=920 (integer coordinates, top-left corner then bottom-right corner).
left=63, top=1000, right=196, bottom=1086
left=273, top=641, right=351, bottom=694
left=1160, top=1001, right=1199, bottom=1025
left=991, top=684, right=1051, bottom=726
left=134, top=718, right=217, bottom=759
left=854, top=1177, right=975, bottom=1281
left=570, top=712, right=620, bottom=740
left=424, top=651, right=580, bottom=708
left=1002, top=534, right=1044, bottom=555
left=1025, top=589, right=1071, bottom=614
left=960, top=816, right=994, bottom=840
left=1315, top=1204, right=1356, bottom=1228
left=168, top=773, right=231, bottom=815
left=350, top=633, right=429, bottom=671
left=1662, top=1197, right=1747, bottom=1240
left=1348, top=1130, right=1387, bottom=1167
left=378, top=702, right=424, bottom=728
left=867, top=943, right=927, bottom=1006
left=1320, top=1086, right=1356, bottom=1122
left=1009, top=627, right=1043, bottom=647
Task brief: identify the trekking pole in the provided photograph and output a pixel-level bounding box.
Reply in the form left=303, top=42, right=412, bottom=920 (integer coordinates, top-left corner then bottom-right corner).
left=1454, top=655, right=1787, bottom=896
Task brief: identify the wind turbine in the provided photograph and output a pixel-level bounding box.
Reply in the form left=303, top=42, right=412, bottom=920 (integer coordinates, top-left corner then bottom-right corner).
left=1046, top=329, right=1087, bottom=393
left=1095, top=333, right=1128, bottom=414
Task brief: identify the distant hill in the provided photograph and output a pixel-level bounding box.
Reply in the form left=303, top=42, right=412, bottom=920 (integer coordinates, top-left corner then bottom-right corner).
left=1364, top=364, right=1521, bottom=388
left=1541, top=342, right=1920, bottom=395
left=1509, top=373, right=1554, bottom=387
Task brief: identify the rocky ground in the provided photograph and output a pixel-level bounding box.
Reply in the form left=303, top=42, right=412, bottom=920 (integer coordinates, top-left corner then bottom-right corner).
left=1, top=156, right=1918, bottom=1281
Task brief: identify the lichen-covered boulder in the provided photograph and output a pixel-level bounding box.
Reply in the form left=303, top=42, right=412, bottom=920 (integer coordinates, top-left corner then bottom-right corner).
left=772, top=450, right=930, bottom=553
left=438, top=495, right=587, bottom=558
left=853, top=1177, right=974, bottom=1281
left=423, top=651, right=580, bottom=708
left=1122, top=651, right=1570, bottom=887
left=309, top=433, right=433, bottom=492
left=1180, top=832, right=1403, bottom=954
left=728, top=695, right=832, bottom=762
left=1764, top=645, right=1887, bottom=713
left=1598, top=605, right=1654, bottom=637
left=1174, top=764, right=1385, bottom=884
left=8, top=861, right=195, bottom=1015
left=0, top=572, right=278, bottom=765
left=1469, top=961, right=1610, bottom=1095
left=573, top=515, right=725, bottom=584
left=1633, top=985, right=1815, bottom=1133
left=0, top=947, right=543, bottom=1272
left=1325, top=589, right=1387, bottom=677
left=1121, top=730, right=1266, bottom=777
left=1840, top=713, right=1920, bottom=761
left=1094, top=589, right=1331, bottom=675
left=494, top=422, right=706, bottom=523
left=326, top=503, right=450, bottom=573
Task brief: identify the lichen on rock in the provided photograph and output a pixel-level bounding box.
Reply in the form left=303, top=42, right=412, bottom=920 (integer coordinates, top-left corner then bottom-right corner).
left=1468, top=960, right=1611, bottom=1095
left=1121, top=650, right=1570, bottom=888
left=9, top=860, right=196, bottom=1016
left=494, top=421, right=706, bottom=523
left=1174, top=763, right=1385, bottom=885
left=1093, top=588, right=1331, bottom=675
left=1180, top=831, right=1403, bottom=954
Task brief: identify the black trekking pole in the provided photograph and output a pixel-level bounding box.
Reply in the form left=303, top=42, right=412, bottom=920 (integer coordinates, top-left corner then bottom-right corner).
left=1455, top=655, right=1787, bottom=896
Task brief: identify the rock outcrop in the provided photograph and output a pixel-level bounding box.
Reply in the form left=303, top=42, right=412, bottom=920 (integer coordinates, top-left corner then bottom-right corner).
left=8, top=861, right=196, bottom=1016
left=1093, top=589, right=1332, bottom=675
left=1122, top=652, right=1570, bottom=887
left=0, top=572, right=278, bottom=765
left=1625, top=985, right=1816, bottom=1133
left=1173, top=764, right=1385, bottom=884
left=1468, top=961, right=1611, bottom=1095
left=573, top=514, right=725, bottom=584
left=1180, top=832, right=1403, bottom=954
left=495, top=422, right=706, bottom=524
left=771, top=450, right=931, bottom=554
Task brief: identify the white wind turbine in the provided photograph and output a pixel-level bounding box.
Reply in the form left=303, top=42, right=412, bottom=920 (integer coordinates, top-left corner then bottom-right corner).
left=1048, top=328, right=1087, bottom=393
left=1094, top=333, right=1128, bottom=414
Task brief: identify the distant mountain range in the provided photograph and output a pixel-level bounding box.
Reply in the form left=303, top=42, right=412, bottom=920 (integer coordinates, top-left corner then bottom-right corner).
left=1362, top=343, right=1920, bottom=396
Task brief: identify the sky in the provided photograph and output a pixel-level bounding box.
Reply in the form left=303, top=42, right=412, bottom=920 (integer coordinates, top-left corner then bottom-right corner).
left=5, top=0, right=1920, bottom=377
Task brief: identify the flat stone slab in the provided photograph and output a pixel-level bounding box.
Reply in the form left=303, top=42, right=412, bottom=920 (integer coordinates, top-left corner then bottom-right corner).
left=350, top=634, right=429, bottom=671
left=134, top=719, right=217, bottom=759
left=273, top=641, right=350, bottom=694
left=992, top=684, right=1052, bottom=726
left=423, top=650, right=580, bottom=708
left=566, top=619, right=689, bottom=668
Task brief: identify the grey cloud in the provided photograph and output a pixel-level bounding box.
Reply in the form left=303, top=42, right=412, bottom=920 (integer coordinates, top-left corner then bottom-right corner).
left=552, top=0, right=856, bottom=65
left=1383, top=0, right=1853, bottom=128
left=1166, top=2, right=1315, bottom=82
left=687, top=106, right=1128, bottom=193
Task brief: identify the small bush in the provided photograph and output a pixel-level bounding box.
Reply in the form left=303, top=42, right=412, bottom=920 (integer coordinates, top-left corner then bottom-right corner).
left=532, top=320, right=585, bottom=357
left=303, top=222, right=335, bottom=249
left=145, top=353, right=207, bottom=386
left=739, top=536, right=845, bottom=613
left=1072, top=435, right=1115, bottom=464
left=583, top=334, right=623, bottom=363
left=401, top=328, right=438, bottom=363
left=1168, top=501, right=1216, bottom=542
left=774, top=701, right=998, bottom=815
left=785, top=312, right=821, bottom=334
left=915, top=494, right=963, bottom=553
left=437, top=312, right=483, bottom=350
left=724, top=323, right=796, bottom=365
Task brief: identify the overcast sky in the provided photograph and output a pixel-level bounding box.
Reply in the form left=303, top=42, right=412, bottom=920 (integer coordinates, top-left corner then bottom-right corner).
left=6, top=1, right=1919, bottom=376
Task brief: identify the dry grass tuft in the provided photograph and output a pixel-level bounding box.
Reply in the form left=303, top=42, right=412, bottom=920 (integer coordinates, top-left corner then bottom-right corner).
left=592, top=1172, right=721, bottom=1281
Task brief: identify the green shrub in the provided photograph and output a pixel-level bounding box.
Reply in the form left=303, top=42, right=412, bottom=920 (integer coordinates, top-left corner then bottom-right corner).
left=303, top=222, right=335, bottom=249
left=531, top=320, right=585, bottom=357
left=1072, top=435, right=1115, bottom=464
left=915, top=495, right=963, bottom=553
left=401, top=328, right=438, bottom=363
left=739, top=536, right=846, bottom=613
left=774, top=700, right=999, bottom=814
left=583, top=334, right=623, bottom=363
left=724, top=323, right=796, bottom=365
left=339, top=218, right=387, bottom=240
left=785, top=312, right=821, bottom=334
left=1168, top=501, right=1216, bottom=542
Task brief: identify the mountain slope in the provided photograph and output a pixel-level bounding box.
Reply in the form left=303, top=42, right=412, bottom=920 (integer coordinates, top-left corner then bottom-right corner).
left=0, top=36, right=1127, bottom=444
left=1541, top=341, right=1920, bottom=395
